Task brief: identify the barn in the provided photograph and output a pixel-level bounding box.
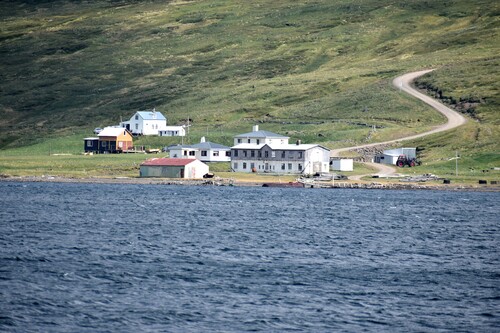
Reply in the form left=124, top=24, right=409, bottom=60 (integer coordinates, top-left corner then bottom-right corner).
left=140, top=158, right=209, bottom=179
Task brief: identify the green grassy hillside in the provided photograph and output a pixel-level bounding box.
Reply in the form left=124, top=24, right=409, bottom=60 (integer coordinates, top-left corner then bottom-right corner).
left=0, top=0, right=498, bottom=171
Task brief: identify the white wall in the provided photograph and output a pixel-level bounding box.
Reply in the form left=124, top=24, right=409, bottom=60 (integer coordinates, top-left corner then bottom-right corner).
left=185, top=160, right=209, bottom=179
left=331, top=159, right=353, bottom=171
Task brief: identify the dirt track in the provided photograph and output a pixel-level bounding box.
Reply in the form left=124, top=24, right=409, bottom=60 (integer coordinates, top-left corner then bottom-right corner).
left=332, top=69, right=467, bottom=177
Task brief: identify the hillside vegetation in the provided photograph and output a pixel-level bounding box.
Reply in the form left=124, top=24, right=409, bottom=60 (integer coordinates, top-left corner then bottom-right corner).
left=0, top=0, right=498, bottom=171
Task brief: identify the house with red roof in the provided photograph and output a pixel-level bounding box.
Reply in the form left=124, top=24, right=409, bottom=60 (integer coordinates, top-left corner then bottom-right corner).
left=140, top=158, right=209, bottom=179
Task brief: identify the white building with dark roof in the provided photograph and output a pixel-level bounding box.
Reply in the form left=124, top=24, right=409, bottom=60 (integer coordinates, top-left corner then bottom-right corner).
left=167, top=137, right=231, bottom=162
left=230, top=126, right=330, bottom=175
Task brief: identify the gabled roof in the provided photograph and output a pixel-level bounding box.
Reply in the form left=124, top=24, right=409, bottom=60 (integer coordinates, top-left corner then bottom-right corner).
left=191, top=141, right=230, bottom=150
left=167, top=141, right=230, bottom=150
left=234, top=130, right=289, bottom=139
left=141, top=158, right=199, bottom=167
left=136, top=111, right=166, bottom=121
left=98, top=127, right=131, bottom=137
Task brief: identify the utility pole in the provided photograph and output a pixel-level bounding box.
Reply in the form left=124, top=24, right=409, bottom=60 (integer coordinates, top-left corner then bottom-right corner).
left=456, top=151, right=459, bottom=177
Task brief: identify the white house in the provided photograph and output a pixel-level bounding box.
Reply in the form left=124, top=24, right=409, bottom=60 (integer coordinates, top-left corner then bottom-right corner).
left=233, top=125, right=289, bottom=146
left=159, top=126, right=186, bottom=137
left=168, top=137, right=231, bottom=162
left=120, top=110, right=167, bottom=135
left=374, top=148, right=417, bottom=165
left=140, top=158, right=209, bottom=179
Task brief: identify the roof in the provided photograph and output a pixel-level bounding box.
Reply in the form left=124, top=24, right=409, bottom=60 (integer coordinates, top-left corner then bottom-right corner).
left=98, top=127, right=131, bottom=137
left=141, top=158, right=199, bottom=167
left=191, top=141, right=230, bottom=150
left=234, top=130, right=289, bottom=139
left=167, top=141, right=230, bottom=150
left=136, top=111, right=166, bottom=121
left=83, top=137, right=99, bottom=140
left=231, top=143, right=329, bottom=151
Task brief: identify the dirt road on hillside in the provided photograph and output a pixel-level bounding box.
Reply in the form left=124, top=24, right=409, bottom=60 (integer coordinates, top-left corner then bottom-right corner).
left=332, top=69, right=467, bottom=177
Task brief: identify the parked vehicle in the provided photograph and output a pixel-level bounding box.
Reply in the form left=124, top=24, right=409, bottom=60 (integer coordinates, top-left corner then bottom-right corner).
left=93, top=127, right=102, bottom=134
left=396, top=154, right=419, bottom=167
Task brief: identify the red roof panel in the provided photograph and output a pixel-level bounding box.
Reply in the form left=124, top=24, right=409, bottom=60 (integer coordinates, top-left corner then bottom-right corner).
left=141, top=158, right=196, bottom=167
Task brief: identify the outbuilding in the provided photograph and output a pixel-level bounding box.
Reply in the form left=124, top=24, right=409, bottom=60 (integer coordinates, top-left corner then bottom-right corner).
left=140, top=158, right=209, bottom=179
left=331, top=158, right=354, bottom=171
left=374, top=148, right=417, bottom=165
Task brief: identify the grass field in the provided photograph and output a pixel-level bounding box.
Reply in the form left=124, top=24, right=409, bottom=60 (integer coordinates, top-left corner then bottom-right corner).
left=0, top=0, right=498, bottom=179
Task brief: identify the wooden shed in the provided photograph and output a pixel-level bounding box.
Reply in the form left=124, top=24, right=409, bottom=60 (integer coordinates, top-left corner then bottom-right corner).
left=97, top=127, right=134, bottom=153
left=140, top=158, right=209, bottom=179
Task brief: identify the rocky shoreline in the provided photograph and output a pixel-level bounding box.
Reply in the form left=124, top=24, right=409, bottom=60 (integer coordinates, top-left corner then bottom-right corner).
left=1, top=175, right=499, bottom=192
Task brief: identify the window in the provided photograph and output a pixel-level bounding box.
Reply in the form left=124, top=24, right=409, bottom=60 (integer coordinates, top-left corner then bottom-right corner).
left=118, top=142, right=123, bottom=148
left=288, top=163, right=292, bottom=170
left=281, top=163, right=285, bottom=170
left=256, top=139, right=260, bottom=144
left=298, top=163, right=302, bottom=170
left=213, top=151, right=219, bottom=156
left=234, top=150, right=238, bottom=157
left=201, top=151, right=207, bottom=157
left=247, top=139, right=251, bottom=143
left=243, top=162, right=247, bottom=169
left=189, top=151, right=195, bottom=156
left=102, top=141, right=107, bottom=147
left=86, top=141, right=93, bottom=147
left=135, top=124, right=139, bottom=130
left=243, top=151, right=247, bottom=157
left=183, top=150, right=187, bottom=156
left=250, top=163, right=255, bottom=169
left=281, top=151, right=286, bottom=158
left=265, top=151, right=269, bottom=158
left=271, top=151, right=276, bottom=158
left=233, top=162, right=238, bottom=169
left=298, top=152, right=303, bottom=158
left=238, top=139, right=242, bottom=143
left=226, top=151, right=231, bottom=157
left=135, top=114, right=139, bottom=120
left=258, top=151, right=262, bottom=158
left=251, top=150, right=255, bottom=157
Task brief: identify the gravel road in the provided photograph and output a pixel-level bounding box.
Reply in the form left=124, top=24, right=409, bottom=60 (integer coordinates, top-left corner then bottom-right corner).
left=332, top=69, right=467, bottom=177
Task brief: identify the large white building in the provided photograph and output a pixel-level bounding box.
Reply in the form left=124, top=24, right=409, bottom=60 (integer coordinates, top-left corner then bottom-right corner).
left=230, top=126, right=330, bottom=175
left=120, top=110, right=168, bottom=135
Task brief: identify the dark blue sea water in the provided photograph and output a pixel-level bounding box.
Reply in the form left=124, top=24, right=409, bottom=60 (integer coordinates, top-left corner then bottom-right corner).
left=0, top=181, right=499, bottom=332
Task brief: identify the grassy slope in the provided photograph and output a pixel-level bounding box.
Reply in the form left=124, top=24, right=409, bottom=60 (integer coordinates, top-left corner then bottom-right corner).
left=0, top=0, right=498, bottom=178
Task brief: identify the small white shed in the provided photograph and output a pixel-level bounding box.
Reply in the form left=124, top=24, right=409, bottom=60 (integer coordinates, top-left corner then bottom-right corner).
left=331, top=159, right=354, bottom=171
left=375, top=148, right=417, bottom=165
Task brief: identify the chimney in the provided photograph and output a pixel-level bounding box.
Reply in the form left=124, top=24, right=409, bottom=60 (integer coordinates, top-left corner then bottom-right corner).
left=252, top=125, right=259, bottom=132
left=296, top=140, right=301, bottom=145
left=200, top=136, right=206, bottom=143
